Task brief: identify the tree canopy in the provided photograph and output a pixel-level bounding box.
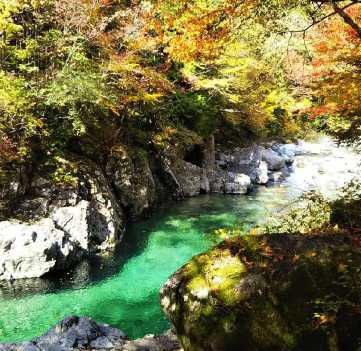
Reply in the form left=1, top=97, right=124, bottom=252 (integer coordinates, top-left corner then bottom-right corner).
left=0, top=0, right=360, bottom=182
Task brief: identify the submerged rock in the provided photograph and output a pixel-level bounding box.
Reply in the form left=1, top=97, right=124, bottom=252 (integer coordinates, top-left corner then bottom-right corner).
left=0, top=316, right=182, bottom=351
left=161, top=233, right=361, bottom=351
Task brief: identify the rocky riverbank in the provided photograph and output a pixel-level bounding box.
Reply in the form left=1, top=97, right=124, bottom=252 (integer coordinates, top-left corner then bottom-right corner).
left=3, top=231, right=361, bottom=351
left=0, top=139, right=306, bottom=280
left=0, top=316, right=182, bottom=351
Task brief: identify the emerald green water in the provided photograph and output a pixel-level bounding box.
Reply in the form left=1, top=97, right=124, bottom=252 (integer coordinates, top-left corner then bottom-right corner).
left=0, top=187, right=293, bottom=343
left=1, top=138, right=359, bottom=343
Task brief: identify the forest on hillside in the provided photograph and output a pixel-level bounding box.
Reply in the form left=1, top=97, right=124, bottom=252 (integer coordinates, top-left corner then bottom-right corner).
left=1, top=0, right=360, bottom=186
left=1, top=1, right=361, bottom=350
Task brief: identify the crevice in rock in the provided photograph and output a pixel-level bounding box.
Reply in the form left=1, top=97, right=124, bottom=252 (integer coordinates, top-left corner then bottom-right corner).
left=183, top=145, right=204, bottom=168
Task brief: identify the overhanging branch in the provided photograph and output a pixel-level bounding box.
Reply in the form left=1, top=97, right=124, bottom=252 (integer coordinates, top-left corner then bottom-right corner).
left=286, top=1, right=360, bottom=34
left=332, top=0, right=361, bottom=37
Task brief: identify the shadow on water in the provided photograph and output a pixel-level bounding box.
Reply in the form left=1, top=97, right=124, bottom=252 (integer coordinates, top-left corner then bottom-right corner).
left=0, top=210, right=163, bottom=299
left=1, top=137, right=360, bottom=342
left=1, top=144, right=353, bottom=343
left=0, top=181, right=300, bottom=343
left=0, top=186, right=296, bottom=342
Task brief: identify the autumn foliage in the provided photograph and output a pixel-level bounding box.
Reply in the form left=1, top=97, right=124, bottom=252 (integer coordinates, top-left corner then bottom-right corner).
left=307, top=5, right=361, bottom=141
left=0, top=0, right=361, bottom=183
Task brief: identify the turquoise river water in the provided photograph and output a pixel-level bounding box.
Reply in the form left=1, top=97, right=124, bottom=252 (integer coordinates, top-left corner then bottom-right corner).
left=0, top=138, right=360, bottom=342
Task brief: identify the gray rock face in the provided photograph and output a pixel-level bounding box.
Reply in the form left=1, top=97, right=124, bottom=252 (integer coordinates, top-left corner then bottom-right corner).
left=212, top=143, right=305, bottom=191
left=52, top=201, right=90, bottom=250
left=106, top=148, right=156, bottom=219
left=206, top=169, right=251, bottom=195
left=217, top=145, right=264, bottom=182
left=84, top=167, right=125, bottom=250
left=0, top=316, right=127, bottom=351
left=12, top=176, right=79, bottom=221
left=0, top=316, right=182, bottom=351
left=0, top=160, right=125, bottom=281
left=170, top=160, right=203, bottom=197
left=207, top=169, right=226, bottom=193
left=0, top=141, right=300, bottom=281
left=224, top=173, right=251, bottom=194
left=216, top=145, right=274, bottom=185
left=0, top=199, right=123, bottom=280
left=261, top=148, right=286, bottom=171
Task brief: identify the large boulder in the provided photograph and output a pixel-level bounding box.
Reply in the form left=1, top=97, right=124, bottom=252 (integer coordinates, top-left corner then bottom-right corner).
left=0, top=316, right=127, bottom=351
left=207, top=169, right=251, bottom=195
left=216, top=146, right=276, bottom=186
left=217, top=145, right=264, bottom=183
left=161, top=233, right=361, bottom=351
left=0, top=316, right=182, bottom=351
left=170, top=160, right=203, bottom=197
left=224, top=173, right=251, bottom=195
left=0, top=197, right=123, bottom=280
left=0, top=218, right=79, bottom=280
left=261, top=148, right=286, bottom=171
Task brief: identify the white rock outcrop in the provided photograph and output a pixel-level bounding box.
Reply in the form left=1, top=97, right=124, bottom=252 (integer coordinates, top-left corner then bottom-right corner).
left=0, top=218, right=77, bottom=280
left=255, top=161, right=269, bottom=185
left=0, top=199, right=123, bottom=280
left=224, top=173, right=251, bottom=194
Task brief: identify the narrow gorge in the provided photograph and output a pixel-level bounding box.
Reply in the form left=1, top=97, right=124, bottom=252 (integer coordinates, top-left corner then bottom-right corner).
left=1, top=137, right=360, bottom=350
left=1, top=1, right=361, bottom=350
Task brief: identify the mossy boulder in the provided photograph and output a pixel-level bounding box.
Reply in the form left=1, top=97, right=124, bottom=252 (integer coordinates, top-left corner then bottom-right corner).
left=160, top=233, right=361, bottom=351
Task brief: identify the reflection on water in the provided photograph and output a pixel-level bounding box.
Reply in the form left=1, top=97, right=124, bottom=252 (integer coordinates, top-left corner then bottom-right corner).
left=0, top=137, right=360, bottom=342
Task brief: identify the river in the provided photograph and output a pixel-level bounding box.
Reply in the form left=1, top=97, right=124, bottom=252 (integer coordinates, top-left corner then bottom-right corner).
left=0, top=137, right=359, bottom=342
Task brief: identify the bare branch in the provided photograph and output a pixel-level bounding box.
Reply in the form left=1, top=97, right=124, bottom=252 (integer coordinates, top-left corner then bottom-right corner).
left=332, top=0, right=361, bottom=38
left=286, top=1, right=360, bottom=34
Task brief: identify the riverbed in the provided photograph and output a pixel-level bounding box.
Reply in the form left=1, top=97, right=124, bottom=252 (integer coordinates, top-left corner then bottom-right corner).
left=0, top=137, right=359, bottom=342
